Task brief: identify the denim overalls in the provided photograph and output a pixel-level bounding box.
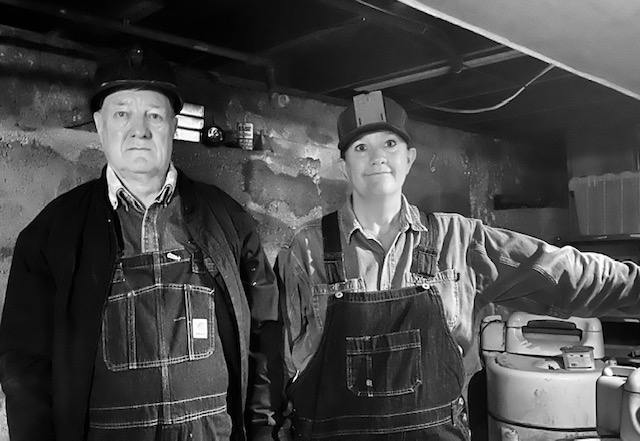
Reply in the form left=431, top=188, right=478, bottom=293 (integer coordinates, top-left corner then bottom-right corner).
left=288, top=212, right=470, bottom=440
left=87, top=237, right=233, bottom=439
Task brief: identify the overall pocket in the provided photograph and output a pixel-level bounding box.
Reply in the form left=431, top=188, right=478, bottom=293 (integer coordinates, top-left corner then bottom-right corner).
left=311, top=278, right=364, bottom=330
left=408, top=269, right=460, bottom=329
left=346, top=329, right=422, bottom=397
left=101, top=283, right=216, bottom=371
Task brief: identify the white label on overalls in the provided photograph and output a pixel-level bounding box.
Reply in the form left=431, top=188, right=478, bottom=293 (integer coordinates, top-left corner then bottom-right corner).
left=192, top=319, right=208, bottom=339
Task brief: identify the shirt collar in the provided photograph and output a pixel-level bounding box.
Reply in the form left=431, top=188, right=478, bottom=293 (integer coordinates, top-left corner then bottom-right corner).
left=106, top=163, right=177, bottom=211
left=339, top=194, right=427, bottom=243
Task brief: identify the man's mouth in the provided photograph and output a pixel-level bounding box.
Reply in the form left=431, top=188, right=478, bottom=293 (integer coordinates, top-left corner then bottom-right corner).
left=366, top=170, right=391, bottom=176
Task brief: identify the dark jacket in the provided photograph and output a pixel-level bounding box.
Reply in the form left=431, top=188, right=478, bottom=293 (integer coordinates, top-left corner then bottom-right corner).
left=0, top=168, right=282, bottom=441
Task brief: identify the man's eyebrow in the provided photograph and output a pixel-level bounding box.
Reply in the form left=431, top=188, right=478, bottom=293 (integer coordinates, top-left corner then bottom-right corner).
left=110, top=99, right=131, bottom=107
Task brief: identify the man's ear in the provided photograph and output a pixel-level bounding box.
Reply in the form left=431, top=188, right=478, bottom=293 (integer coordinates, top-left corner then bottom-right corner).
left=171, top=114, right=178, bottom=136
left=93, top=111, right=104, bottom=139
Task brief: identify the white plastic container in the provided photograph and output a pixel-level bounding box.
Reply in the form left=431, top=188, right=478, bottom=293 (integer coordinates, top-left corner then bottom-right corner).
left=569, top=171, right=640, bottom=235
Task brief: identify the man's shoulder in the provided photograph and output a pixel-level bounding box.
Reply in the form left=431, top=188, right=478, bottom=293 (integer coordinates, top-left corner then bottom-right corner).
left=17, top=178, right=104, bottom=241
left=177, top=172, right=256, bottom=243
left=178, top=171, right=241, bottom=209
left=37, top=178, right=103, bottom=216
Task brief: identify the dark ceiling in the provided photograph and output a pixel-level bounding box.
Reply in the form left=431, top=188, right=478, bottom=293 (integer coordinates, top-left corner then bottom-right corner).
left=2, top=0, right=640, bottom=147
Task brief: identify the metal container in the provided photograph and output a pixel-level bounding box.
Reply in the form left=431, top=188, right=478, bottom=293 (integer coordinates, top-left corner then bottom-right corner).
left=597, top=365, right=640, bottom=441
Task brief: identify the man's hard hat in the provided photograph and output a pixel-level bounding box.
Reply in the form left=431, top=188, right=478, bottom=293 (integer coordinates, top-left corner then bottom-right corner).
left=90, top=45, right=183, bottom=114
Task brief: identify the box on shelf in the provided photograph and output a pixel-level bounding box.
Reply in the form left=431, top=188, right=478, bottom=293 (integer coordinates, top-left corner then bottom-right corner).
left=569, top=171, right=640, bottom=236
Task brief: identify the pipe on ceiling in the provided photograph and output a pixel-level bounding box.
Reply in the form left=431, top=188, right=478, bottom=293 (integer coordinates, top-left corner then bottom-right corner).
left=0, top=0, right=273, bottom=68
left=0, top=0, right=291, bottom=106
left=354, top=47, right=526, bottom=92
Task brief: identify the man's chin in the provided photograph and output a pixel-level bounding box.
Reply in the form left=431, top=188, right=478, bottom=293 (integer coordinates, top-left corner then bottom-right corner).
left=126, top=158, right=163, bottom=173
left=118, top=165, right=166, bottom=179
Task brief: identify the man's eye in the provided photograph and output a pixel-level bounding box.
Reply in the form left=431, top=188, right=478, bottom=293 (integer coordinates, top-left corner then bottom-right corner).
left=114, top=111, right=128, bottom=118
left=385, top=139, right=397, bottom=148
left=148, top=113, right=163, bottom=121
left=354, top=143, right=366, bottom=152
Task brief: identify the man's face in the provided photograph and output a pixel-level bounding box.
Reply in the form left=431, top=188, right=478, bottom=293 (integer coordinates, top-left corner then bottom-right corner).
left=342, top=130, right=416, bottom=200
left=93, top=89, right=177, bottom=182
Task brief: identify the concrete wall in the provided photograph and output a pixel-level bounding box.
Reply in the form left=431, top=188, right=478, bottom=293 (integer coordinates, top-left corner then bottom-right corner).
left=0, top=40, right=571, bottom=438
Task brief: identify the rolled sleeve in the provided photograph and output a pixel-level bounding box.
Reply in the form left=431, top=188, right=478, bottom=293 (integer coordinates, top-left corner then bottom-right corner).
left=467, top=217, right=640, bottom=318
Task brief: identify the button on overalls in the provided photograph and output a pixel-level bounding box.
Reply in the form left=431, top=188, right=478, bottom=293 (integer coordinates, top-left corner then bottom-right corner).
left=87, top=245, right=233, bottom=441
left=288, top=212, right=470, bottom=440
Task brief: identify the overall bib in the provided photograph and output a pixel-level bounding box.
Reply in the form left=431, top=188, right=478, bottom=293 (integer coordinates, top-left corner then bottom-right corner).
left=288, top=212, right=470, bottom=440
left=87, top=245, right=234, bottom=441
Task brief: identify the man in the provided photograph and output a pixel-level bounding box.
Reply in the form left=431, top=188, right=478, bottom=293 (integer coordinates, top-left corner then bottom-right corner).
left=0, top=45, right=282, bottom=441
left=274, top=90, right=640, bottom=440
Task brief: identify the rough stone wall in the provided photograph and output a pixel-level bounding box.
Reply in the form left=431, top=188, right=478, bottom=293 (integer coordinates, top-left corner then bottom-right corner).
left=0, top=40, right=569, bottom=438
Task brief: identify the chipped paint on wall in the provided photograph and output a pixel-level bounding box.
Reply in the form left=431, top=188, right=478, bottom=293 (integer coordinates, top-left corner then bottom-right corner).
left=172, top=142, right=327, bottom=262
left=243, top=160, right=319, bottom=217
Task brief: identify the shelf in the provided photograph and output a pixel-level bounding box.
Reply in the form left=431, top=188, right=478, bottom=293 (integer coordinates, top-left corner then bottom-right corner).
left=555, top=234, right=640, bottom=264
left=555, top=234, right=640, bottom=245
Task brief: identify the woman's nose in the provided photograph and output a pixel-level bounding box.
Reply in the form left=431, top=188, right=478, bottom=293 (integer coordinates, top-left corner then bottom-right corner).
left=370, top=148, right=387, bottom=164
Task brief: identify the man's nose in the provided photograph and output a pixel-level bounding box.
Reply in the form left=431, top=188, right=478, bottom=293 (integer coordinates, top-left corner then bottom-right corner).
left=131, top=114, right=151, bottom=137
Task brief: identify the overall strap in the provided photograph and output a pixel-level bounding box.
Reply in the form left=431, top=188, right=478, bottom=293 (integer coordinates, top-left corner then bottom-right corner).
left=410, top=212, right=440, bottom=277
left=321, top=211, right=347, bottom=284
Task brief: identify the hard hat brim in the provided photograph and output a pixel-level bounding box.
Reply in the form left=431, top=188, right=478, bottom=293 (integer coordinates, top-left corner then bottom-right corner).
left=90, top=80, right=183, bottom=114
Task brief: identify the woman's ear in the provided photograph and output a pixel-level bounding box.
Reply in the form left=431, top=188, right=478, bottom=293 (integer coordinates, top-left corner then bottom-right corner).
left=338, top=157, right=348, bottom=179
left=407, top=147, right=417, bottom=169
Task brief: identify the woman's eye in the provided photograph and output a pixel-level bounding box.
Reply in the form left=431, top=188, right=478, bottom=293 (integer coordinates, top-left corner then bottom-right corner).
left=354, top=143, right=366, bottom=152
